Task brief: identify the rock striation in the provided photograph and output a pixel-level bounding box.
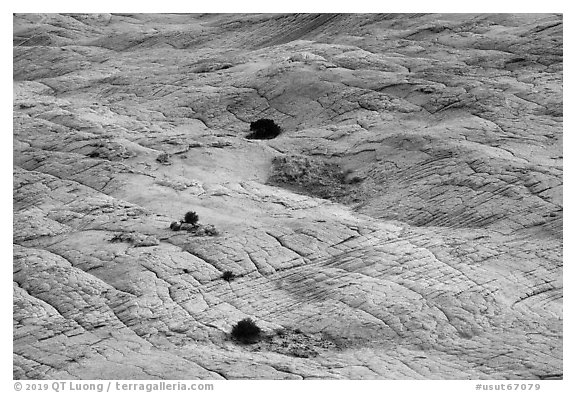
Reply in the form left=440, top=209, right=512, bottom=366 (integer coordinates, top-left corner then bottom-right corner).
left=13, top=13, right=562, bottom=379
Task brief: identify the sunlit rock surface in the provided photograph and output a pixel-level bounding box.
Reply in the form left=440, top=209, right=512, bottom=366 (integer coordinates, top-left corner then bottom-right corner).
left=13, top=13, right=562, bottom=380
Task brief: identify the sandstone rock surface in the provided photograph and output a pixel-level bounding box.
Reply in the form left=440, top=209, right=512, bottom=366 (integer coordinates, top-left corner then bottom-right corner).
left=13, top=13, right=562, bottom=380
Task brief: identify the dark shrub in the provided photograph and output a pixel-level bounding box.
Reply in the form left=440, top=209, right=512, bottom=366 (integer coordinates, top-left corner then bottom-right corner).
left=247, top=119, right=282, bottom=140
left=183, top=211, right=199, bottom=225
left=231, top=318, right=262, bottom=344
left=170, top=221, right=181, bottom=231
left=222, top=271, right=235, bottom=282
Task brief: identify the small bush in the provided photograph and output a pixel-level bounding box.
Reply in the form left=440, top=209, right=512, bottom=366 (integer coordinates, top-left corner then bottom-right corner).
left=109, top=233, right=127, bottom=243
left=231, top=318, right=262, bottom=344
left=201, top=224, right=219, bottom=236
left=170, top=221, right=181, bottom=231
left=247, top=119, right=282, bottom=140
left=222, top=271, right=235, bottom=282
left=108, top=232, right=159, bottom=247
left=183, top=211, right=199, bottom=225
left=156, top=152, right=171, bottom=164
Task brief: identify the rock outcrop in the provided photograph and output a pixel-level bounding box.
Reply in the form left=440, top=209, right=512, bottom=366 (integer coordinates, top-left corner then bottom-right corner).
left=13, top=13, right=562, bottom=379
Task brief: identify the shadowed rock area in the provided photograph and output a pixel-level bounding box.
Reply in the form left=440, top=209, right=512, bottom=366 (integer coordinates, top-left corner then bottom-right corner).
left=13, top=13, right=562, bottom=380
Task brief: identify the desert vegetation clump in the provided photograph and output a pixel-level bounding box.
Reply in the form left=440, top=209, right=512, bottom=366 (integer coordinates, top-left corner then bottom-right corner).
left=246, top=119, right=282, bottom=140
left=231, top=318, right=262, bottom=344
left=183, top=211, right=199, bottom=226
left=169, top=212, right=219, bottom=236
left=156, top=152, right=171, bottom=165
left=199, top=224, right=219, bottom=236
left=267, top=154, right=364, bottom=202
left=248, top=327, right=336, bottom=358
left=222, top=270, right=235, bottom=282
left=109, top=233, right=128, bottom=243
left=108, top=232, right=159, bottom=247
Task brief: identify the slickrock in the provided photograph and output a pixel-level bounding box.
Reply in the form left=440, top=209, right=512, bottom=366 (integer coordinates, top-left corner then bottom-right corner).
left=13, top=13, right=562, bottom=380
